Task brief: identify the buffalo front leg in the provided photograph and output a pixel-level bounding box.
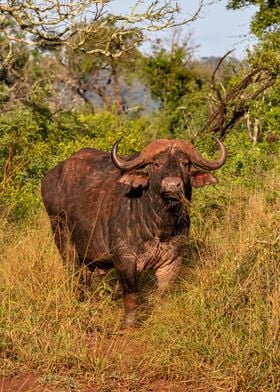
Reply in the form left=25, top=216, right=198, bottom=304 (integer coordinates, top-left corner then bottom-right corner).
left=115, top=259, right=138, bottom=328
left=155, top=258, right=182, bottom=295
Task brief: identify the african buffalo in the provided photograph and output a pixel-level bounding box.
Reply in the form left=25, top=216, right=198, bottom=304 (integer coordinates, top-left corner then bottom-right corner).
left=41, top=138, right=226, bottom=326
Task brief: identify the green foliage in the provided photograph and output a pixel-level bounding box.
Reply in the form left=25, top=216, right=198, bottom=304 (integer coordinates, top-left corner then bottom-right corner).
left=0, top=104, right=148, bottom=220
left=226, top=0, right=280, bottom=145
left=79, top=111, right=147, bottom=153
left=247, top=29, right=280, bottom=73
left=187, top=129, right=280, bottom=225
left=141, top=43, right=194, bottom=109
left=140, top=41, right=210, bottom=135
left=226, top=0, right=280, bottom=38
left=221, top=130, right=279, bottom=184
left=245, top=32, right=280, bottom=139
left=0, top=18, right=54, bottom=112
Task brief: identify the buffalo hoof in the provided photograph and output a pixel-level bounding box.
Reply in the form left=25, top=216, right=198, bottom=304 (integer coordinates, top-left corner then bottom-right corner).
left=76, top=285, right=90, bottom=302
left=122, top=312, right=137, bottom=329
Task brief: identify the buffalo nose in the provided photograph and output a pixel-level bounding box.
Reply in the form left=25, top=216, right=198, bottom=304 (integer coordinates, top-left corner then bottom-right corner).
left=161, top=176, right=184, bottom=193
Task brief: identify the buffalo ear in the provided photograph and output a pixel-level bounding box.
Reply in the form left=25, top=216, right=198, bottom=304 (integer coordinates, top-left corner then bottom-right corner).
left=119, top=171, right=149, bottom=189
left=190, top=169, right=218, bottom=188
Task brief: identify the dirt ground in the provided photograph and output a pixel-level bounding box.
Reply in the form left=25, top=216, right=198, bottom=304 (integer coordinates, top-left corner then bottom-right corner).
left=0, top=375, right=57, bottom=392
left=0, top=375, right=192, bottom=392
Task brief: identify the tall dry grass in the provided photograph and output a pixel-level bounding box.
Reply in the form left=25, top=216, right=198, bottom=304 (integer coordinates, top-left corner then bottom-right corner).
left=141, top=173, right=280, bottom=391
left=0, top=172, right=279, bottom=391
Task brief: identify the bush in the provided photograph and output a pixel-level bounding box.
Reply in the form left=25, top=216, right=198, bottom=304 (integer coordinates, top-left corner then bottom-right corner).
left=0, top=107, right=149, bottom=220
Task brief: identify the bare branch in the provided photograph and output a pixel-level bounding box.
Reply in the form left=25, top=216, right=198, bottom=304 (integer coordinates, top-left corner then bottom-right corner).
left=0, top=40, right=13, bottom=73
left=201, top=54, right=277, bottom=138
left=210, top=50, right=234, bottom=91
left=0, top=1, right=204, bottom=57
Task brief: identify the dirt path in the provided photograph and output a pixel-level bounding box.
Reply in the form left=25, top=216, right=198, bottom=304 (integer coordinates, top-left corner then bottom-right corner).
left=1, top=375, right=190, bottom=392
left=0, top=375, right=57, bottom=392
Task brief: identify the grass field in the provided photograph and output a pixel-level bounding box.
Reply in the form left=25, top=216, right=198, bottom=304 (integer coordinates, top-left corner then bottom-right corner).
left=0, top=171, right=279, bottom=391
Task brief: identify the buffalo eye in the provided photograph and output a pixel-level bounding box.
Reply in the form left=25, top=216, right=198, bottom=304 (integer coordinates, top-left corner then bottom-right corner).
left=154, top=161, right=161, bottom=168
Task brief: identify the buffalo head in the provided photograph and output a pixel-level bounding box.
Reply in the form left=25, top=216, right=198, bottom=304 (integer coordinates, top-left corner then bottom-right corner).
left=111, top=138, right=227, bottom=201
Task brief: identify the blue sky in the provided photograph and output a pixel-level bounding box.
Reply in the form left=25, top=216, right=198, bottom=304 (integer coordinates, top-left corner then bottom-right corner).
left=108, top=0, right=257, bottom=59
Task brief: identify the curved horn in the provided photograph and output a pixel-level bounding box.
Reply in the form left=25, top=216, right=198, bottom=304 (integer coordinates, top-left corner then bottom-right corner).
left=111, top=138, right=145, bottom=171
left=190, top=137, right=227, bottom=170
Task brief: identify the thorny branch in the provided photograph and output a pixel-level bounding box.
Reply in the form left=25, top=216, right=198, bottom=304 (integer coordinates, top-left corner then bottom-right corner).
left=201, top=52, right=277, bottom=138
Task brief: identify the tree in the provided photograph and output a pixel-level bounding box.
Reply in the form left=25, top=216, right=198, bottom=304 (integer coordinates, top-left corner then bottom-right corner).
left=58, top=19, right=142, bottom=113
left=140, top=37, right=276, bottom=140
left=226, top=0, right=279, bottom=142
left=0, top=0, right=203, bottom=72
left=140, top=39, right=211, bottom=135
left=0, top=18, right=54, bottom=112
left=226, top=0, right=280, bottom=38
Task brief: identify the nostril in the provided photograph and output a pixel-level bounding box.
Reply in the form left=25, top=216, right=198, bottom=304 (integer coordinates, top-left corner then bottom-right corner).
left=170, top=178, right=183, bottom=189
left=161, top=177, right=183, bottom=192
left=175, top=179, right=182, bottom=188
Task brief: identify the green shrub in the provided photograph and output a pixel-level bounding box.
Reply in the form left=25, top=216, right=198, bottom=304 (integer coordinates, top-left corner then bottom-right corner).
left=0, top=108, right=149, bottom=220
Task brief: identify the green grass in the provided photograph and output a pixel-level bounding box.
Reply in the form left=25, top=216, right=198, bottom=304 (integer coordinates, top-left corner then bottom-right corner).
left=0, top=172, right=279, bottom=391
